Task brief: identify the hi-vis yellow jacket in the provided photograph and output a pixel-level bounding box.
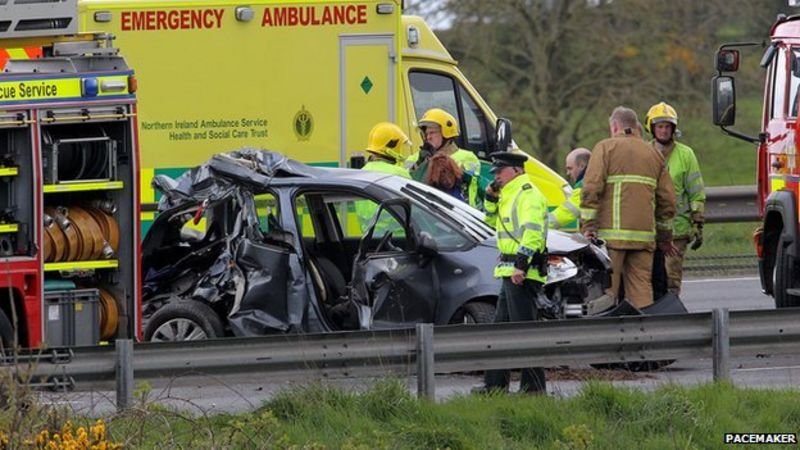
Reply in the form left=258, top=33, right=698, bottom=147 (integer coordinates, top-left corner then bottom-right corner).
left=657, top=141, right=705, bottom=239
left=548, top=179, right=582, bottom=232
left=485, top=174, right=547, bottom=282
left=580, top=133, right=676, bottom=251
left=356, top=159, right=410, bottom=233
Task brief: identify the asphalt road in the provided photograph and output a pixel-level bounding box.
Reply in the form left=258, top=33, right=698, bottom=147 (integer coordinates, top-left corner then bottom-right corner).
left=38, top=275, right=800, bottom=416
left=681, top=275, right=772, bottom=312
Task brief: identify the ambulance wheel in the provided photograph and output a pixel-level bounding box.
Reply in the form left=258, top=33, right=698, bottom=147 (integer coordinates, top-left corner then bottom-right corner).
left=0, top=308, right=13, bottom=351
left=145, top=300, right=224, bottom=342
left=450, top=301, right=495, bottom=324
left=774, top=235, right=800, bottom=308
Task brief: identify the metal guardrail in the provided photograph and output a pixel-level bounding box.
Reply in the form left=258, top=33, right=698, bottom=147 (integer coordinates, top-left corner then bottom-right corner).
left=684, top=253, right=758, bottom=274
left=4, top=307, right=800, bottom=408
left=705, top=185, right=758, bottom=223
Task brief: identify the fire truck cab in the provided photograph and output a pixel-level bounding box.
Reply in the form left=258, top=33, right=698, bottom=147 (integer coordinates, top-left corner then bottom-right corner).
left=713, top=12, right=800, bottom=308
left=0, top=0, right=141, bottom=349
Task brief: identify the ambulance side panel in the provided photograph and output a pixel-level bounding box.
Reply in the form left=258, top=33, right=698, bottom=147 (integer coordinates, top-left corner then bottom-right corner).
left=78, top=0, right=401, bottom=174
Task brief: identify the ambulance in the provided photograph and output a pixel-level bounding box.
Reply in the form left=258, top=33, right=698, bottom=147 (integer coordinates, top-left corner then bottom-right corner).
left=67, top=0, right=566, bottom=229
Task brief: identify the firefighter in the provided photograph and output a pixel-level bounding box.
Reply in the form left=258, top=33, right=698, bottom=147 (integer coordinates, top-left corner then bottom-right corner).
left=548, top=147, right=591, bottom=232
left=580, top=106, right=677, bottom=309
left=356, top=122, right=411, bottom=232
left=473, top=151, right=547, bottom=394
left=406, top=108, right=482, bottom=208
left=361, top=122, right=412, bottom=178
left=645, top=102, right=705, bottom=295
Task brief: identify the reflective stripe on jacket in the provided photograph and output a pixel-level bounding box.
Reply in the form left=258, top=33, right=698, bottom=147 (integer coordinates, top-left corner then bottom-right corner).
left=659, top=141, right=705, bottom=238
left=548, top=180, right=582, bottom=232
left=485, top=174, right=547, bottom=282
left=580, top=134, right=676, bottom=251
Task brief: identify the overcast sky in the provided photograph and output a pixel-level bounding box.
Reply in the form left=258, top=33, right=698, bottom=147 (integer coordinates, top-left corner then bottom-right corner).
left=403, top=0, right=453, bottom=30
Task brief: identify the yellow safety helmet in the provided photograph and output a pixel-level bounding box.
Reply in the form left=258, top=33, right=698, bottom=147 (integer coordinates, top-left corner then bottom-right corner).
left=418, top=108, right=460, bottom=139
left=645, top=102, right=678, bottom=134
left=366, top=122, right=411, bottom=162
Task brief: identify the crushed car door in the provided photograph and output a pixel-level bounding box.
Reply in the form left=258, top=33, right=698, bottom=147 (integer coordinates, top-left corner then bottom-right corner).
left=228, top=191, right=303, bottom=336
left=351, top=198, right=437, bottom=328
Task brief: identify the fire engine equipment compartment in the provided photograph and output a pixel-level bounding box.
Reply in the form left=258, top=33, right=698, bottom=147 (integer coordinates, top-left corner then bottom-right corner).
left=0, top=20, right=142, bottom=348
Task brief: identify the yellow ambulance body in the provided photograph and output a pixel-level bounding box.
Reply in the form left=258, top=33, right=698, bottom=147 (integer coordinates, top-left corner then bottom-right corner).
left=76, top=0, right=567, bottom=225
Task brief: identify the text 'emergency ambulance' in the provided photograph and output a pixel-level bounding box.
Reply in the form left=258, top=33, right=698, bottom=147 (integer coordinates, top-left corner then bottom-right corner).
left=261, top=5, right=367, bottom=27
left=121, top=9, right=224, bottom=31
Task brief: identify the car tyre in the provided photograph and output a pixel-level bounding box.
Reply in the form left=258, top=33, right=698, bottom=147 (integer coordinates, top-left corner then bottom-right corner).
left=774, top=235, right=800, bottom=308
left=144, top=300, right=224, bottom=342
left=450, top=301, right=495, bottom=324
left=0, top=308, right=14, bottom=350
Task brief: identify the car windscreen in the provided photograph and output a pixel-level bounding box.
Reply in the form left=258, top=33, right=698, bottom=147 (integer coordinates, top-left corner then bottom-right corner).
left=378, top=177, right=495, bottom=242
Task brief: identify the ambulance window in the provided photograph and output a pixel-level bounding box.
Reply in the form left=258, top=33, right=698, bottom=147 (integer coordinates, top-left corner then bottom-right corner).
left=771, top=46, right=788, bottom=119
left=790, top=49, right=800, bottom=117
left=409, top=71, right=490, bottom=154
left=457, top=85, right=489, bottom=157
left=409, top=71, right=459, bottom=124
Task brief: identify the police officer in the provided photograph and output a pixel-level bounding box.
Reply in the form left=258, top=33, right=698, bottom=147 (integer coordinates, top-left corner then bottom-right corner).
left=645, top=102, right=705, bottom=295
left=406, top=108, right=483, bottom=208
left=356, top=122, right=411, bottom=232
left=548, top=147, right=591, bottom=232
left=473, top=151, right=548, bottom=394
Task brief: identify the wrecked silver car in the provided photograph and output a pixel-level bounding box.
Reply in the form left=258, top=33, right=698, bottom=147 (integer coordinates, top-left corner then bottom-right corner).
left=142, top=149, right=504, bottom=340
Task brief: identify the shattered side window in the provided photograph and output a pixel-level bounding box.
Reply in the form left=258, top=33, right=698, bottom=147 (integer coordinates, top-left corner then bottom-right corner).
left=410, top=205, right=471, bottom=251
left=294, top=195, right=316, bottom=239
left=254, top=192, right=281, bottom=233
left=335, top=194, right=405, bottom=239
left=354, top=199, right=405, bottom=238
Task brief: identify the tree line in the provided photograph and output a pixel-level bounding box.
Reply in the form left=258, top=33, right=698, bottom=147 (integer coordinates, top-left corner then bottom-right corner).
left=408, top=0, right=786, bottom=176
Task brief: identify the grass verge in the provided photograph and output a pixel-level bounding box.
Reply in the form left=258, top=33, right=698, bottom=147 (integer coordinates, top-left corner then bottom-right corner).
left=3, top=377, right=799, bottom=449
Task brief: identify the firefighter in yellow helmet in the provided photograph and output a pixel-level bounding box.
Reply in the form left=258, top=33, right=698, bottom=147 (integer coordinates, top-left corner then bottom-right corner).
left=645, top=102, right=705, bottom=295
left=406, top=108, right=482, bottom=209
left=357, top=122, right=411, bottom=233
left=362, top=122, right=411, bottom=178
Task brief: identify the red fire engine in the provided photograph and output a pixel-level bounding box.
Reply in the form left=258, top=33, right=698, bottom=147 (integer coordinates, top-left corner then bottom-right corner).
left=0, top=1, right=141, bottom=348
left=713, top=8, right=800, bottom=308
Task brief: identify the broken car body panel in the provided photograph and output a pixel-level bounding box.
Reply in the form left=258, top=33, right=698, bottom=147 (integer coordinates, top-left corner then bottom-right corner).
left=143, top=149, right=501, bottom=336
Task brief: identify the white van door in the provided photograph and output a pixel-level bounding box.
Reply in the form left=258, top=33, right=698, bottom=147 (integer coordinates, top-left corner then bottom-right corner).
left=339, top=35, right=395, bottom=167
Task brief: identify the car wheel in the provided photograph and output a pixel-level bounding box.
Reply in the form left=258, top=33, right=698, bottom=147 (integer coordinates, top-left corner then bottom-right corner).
left=144, top=300, right=224, bottom=342
left=450, top=301, right=495, bottom=324
left=0, top=308, right=14, bottom=350
left=774, top=235, right=800, bottom=308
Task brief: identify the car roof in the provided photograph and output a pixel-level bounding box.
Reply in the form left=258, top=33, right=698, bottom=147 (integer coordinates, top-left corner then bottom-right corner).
left=265, top=166, right=398, bottom=188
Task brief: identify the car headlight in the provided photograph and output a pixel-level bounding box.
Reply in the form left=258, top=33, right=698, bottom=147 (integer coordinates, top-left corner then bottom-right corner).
left=546, top=256, right=578, bottom=284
